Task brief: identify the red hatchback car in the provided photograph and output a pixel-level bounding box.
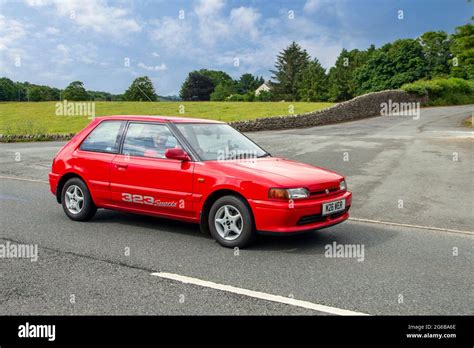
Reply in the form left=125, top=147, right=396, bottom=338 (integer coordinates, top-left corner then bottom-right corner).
left=49, top=116, right=352, bottom=248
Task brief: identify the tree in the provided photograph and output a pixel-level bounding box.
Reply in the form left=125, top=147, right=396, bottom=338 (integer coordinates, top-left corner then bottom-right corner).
left=450, top=23, right=474, bottom=80
left=354, top=39, right=427, bottom=95
left=15, top=82, right=28, bottom=101
left=327, top=47, right=374, bottom=101
left=210, top=80, right=238, bottom=101
left=180, top=69, right=232, bottom=100
left=197, top=69, right=233, bottom=88
left=124, top=76, right=157, bottom=101
left=180, top=72, right=215, bottom=101
left=418, top=31, right=452, bottom=78
left=27, top=86, right=44, bottom=102
left=0, top=77, right=17, bottom=101
left=270, top=41, right=311, bottom=101
left=88, top=90, right=114, bottom=101
left=237, top=73, right=264, bottom=94
left=298, top=58, right=329, bottom=101
left=63, top=81, right=89, bottom=101
left=255, top=90, right=272, bottom=101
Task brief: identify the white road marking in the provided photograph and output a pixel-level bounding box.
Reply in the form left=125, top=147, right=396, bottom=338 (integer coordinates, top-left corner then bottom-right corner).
left=0, top=175, right=49, bottom=184
left=349, top=217, right=474, bottom=236
left=423, top=130, right=473, bottom=136
left=151, top=271, right=368, bottom=316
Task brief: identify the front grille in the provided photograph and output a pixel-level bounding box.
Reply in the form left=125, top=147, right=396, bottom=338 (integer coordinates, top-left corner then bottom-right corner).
left=310, top=187, right=340, bottom=197
left=297, top=206, right=350, bottom=225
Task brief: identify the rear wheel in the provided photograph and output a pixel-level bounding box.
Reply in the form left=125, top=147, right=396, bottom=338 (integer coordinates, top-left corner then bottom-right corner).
left=61, top=178, right=97, bottom=221
left=208, top=195, right=255, bottom=248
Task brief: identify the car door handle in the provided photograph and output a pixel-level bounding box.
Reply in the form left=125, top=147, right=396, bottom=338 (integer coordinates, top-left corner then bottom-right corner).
left=115, top=164, right=128, bottom=170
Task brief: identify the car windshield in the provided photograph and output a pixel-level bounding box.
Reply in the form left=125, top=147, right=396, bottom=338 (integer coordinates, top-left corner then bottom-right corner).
left=175, top=123, right=268, bottom=161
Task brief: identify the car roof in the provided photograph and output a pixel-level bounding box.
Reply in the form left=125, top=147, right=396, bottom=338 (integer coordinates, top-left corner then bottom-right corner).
left=95, top=115, right=225, bottom=124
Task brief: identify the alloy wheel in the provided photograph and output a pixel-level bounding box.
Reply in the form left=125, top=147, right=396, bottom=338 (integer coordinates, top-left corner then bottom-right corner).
left=214, top=204, right=244, bottom=241
left=65, top=185, right=84, bottom=214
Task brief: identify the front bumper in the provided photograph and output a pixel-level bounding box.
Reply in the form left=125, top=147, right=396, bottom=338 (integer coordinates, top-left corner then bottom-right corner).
left=249, top=191, right=352, bottom=234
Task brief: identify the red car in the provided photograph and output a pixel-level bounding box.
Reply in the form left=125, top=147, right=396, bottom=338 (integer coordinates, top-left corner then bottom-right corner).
left=49, top=116, right=352, bottom=248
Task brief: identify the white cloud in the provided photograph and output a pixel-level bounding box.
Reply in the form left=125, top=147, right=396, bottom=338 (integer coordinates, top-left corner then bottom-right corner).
left=194, top=0, right=230, bottom=44
left=54, top=43, right=73, bottom=65
left=149, top=17, right=191, bottom=50
left=26, top=0, right=48, bottom=5
left=298, top=39, right=342, bottom=69
left=138, top=62, right=167, bottom=71
left=56, top=43, right=68, bottom=53
left=230, top=7, right=261, bottom=40
left=26, top=0, right=141, bottom=38
left=150, top=3, right=263, bottom=55
left=194, top=0, right=226, bottom=17
left=304, top=0, right=323, bottom=12
left=45, top=27, right=60, bottom=35
left=0, top=15, right=28, bottom=52
left=52, top=43, right=99, bottom=66
left=0, top=15, right=29, bottom=74
left=56, top=43, right=69, bottom=55
left=33, top=26, right=61, bottom=39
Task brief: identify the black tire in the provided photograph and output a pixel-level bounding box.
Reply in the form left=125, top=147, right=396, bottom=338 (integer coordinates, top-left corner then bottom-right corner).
left=208, top=195, right=255, bottom=248
left=61, top=177, right=97, bottom=221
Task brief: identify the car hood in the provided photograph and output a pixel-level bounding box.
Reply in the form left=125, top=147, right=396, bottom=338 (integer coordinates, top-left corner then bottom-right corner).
left=212, top=157, right=343, bottom=190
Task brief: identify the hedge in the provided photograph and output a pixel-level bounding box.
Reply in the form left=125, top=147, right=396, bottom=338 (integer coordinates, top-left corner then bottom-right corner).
left=401, top=78, right=474, bottom=106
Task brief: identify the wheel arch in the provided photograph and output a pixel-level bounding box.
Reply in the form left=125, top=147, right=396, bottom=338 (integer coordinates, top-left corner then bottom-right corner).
left=199, top=188, right=255, bottom=235
left=56, top=172, right=88, bottom=203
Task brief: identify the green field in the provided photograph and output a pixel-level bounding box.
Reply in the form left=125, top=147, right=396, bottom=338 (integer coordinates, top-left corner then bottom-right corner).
left=0, top=101, right=334, bottom=136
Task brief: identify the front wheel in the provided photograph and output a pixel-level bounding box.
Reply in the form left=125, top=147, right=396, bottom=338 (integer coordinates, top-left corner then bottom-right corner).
left=208, top=195, right=255, bottom=248
left=61, top=178, right=97, bottom=221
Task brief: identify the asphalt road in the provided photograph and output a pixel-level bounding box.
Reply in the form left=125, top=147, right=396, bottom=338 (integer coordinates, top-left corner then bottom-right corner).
left=0, top=105, right=473, bottom=315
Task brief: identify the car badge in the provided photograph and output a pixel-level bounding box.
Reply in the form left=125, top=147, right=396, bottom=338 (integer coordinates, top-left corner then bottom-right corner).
left=325, top=189, right=330, bottom=194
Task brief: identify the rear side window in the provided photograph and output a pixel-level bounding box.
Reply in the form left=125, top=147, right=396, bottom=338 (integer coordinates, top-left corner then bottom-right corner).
left=80, top=121, right=125, bottom=153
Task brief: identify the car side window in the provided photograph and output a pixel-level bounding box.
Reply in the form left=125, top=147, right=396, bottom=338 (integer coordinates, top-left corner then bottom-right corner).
left=79, top=121, right=125, bottom=153
left=122, top=123, right=180, bottom=159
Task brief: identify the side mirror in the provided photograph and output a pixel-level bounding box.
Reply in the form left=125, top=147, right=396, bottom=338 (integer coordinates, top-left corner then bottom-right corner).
left=165, top=148, right=191, bottom=161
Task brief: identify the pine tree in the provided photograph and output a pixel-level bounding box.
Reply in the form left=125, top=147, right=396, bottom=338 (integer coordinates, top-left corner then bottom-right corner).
left=270, top=41, right=311, bottom=101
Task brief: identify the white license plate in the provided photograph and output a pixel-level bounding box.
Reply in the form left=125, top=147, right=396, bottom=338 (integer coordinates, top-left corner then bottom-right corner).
left=322, top=199, right=346, bottom=216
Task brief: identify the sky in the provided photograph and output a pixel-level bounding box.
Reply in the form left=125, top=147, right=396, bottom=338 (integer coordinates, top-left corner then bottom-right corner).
left=0, top=0, right=472, bottom=96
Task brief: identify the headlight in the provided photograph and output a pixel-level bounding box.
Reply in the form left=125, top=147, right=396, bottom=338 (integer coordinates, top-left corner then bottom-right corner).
left=339, top=180, right=347, bottom=191
left=268, top=188, right=310, bottom=200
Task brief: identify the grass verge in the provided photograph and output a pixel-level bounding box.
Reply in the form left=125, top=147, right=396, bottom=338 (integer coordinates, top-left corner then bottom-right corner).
left=0, top=101, right=334, bottom=136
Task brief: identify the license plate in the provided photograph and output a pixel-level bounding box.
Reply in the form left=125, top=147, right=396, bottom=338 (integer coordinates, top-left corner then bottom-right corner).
left=322, top=199, right=345, bottom=216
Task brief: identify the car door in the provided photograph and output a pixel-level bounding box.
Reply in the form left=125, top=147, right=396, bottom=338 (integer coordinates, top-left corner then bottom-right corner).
left=110, top=122, right=195, bottom=219
left=74, top=120, right=126, bottom=206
